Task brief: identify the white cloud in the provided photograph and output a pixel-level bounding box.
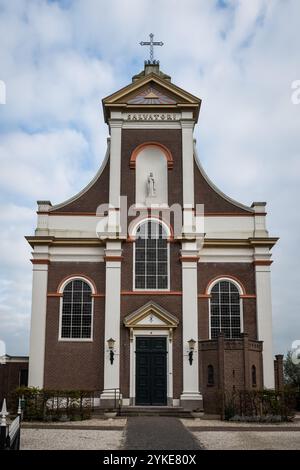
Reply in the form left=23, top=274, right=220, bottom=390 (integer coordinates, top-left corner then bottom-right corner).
left=0, top=129, right=92, bottom=202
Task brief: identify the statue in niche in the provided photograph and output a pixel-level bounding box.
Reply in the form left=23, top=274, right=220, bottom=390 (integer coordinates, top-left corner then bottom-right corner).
left=147, top=172, right=156, bottom=197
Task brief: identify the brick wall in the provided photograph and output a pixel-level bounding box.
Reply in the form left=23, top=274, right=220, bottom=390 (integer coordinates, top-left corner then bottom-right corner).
left=44, top=262, right=106, bottom=390
left=0, top=359, right=28, bottom=404
left=199, top=334, right=263, bottom=415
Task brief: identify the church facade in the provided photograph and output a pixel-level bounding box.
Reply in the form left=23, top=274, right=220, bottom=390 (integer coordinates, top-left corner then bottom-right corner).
left=26, top=61, right=278, bottom=410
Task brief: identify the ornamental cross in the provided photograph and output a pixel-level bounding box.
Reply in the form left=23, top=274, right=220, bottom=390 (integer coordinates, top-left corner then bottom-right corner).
left=140, top=33, right=163, bottom=63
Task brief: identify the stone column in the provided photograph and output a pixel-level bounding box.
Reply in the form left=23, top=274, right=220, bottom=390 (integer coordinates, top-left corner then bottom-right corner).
left=100, top=241, right=122, bottom=406
left=108, top=119, right=123, bottom=235
left=181, top=119, right=195, bottom=236
left=180, top=243, right=202, bottom=409
left=274, top=354, right=284, bottom=391
left=28, top=260, right=49, bottom=388
left=254, top=260, right=275, bottom=389
left=109, top=119, right=122, bottom=209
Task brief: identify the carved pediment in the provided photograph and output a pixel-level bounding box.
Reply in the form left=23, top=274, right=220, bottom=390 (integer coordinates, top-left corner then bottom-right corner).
left=127, top=86, right=177, bottom=105
left=124, top=301, right=179, bottom=329
left=102, top=73, right=201, bottom=123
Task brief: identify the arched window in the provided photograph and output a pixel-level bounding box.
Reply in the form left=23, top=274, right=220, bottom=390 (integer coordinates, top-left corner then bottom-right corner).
left=209, top=279, right=242, bottom=339
left=207, top=365, right=214, bottom=386
left=134, top=220, right=169, bottom=290
left=252, top=365, right=257, bottom=387
left=60, top=278, right=93, bottom=339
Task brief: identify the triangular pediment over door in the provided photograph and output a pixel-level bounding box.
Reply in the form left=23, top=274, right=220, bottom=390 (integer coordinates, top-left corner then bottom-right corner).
left=124, top=301, right=179, bottom=329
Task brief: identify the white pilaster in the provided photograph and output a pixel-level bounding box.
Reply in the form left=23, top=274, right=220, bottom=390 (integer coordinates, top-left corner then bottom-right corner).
left=109, top=119, right=122, bottom=209
left=180, top=242, right=202, bottom=407
left=101, top=241, right=122, bottom=402
left=28, top=262, right=49, bottom=388
left=255, top=261, right=275, bottom=389
left=181, top=119, right=195, bottom=236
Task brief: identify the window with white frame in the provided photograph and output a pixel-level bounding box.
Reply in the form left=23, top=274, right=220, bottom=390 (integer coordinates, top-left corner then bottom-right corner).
left=210, top=280, right=241, bottom=339
left=60, top=279, right=93, bottom=339
left=135, top=220, right=168, bottom=290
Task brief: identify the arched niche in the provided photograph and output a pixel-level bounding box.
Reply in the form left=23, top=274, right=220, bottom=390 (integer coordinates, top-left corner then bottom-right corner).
left=133, top=144, right=169, bottom=207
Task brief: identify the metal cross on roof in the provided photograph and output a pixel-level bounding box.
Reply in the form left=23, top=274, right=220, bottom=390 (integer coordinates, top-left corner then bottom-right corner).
left=140, top=33, right=164, bottom=64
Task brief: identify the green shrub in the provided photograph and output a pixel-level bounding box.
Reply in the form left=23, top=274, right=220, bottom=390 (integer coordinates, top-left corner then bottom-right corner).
left=223, top=389, right=296, bottom=422
left=9, top=387, right=94, bottom=421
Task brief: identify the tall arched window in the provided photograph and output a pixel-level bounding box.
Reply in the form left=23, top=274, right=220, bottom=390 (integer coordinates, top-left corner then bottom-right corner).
left=134, top=220, right=169, bottom=290
left=60, top=278, right=93, bottom=339
left=209, top=279, right=242, bottom=339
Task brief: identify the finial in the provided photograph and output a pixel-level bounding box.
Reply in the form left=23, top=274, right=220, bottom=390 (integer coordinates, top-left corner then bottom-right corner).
left=0, top=399, right=9, bottom=427
left=17, top=398, right=22, bottom=416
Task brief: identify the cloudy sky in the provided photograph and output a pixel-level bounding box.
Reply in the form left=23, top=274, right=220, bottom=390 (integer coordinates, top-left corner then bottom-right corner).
left=0, top=0, right=299, bottom=357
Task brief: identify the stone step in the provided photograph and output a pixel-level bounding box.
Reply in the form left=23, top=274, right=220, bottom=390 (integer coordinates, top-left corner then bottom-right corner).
left=92, top=406, right=200, bottom=418
left=119, top=411, right=192, bottom=417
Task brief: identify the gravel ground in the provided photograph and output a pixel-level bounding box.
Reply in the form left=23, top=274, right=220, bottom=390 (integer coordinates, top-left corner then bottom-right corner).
left=21, top=428, right=124, bottom=450
left=192, top=431, right=300, bottom=450
left=182, top=418, right=300, bottom=428
left=22, top=418, right=127, bottom=428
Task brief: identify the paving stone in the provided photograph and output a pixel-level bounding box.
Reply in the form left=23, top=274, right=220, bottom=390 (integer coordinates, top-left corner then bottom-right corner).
left=124, top=416, right=203, bottom=450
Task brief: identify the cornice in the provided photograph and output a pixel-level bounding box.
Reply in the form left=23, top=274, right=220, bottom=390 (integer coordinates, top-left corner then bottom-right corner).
left=26, top=236, right=104, bottom=248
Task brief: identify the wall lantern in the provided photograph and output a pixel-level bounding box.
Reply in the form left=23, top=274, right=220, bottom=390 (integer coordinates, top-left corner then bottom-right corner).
left=188, top=338, right=196, bottom=365
left=107, top=338, right=115, bottom=364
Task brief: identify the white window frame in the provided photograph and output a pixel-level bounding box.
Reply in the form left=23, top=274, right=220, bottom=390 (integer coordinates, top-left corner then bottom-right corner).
left=132, top=218, right=171, bottom=292
left=208, top=277, right=244, bottom=340
left=58, top=276, right=95, bottom=342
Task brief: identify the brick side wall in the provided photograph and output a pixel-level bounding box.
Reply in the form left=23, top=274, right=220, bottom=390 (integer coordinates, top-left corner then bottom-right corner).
left=44, top=262, right=106, bottom=390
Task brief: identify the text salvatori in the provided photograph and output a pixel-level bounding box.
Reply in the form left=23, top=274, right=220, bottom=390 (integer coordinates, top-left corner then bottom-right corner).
left=126, top=113, right=178, bottom=121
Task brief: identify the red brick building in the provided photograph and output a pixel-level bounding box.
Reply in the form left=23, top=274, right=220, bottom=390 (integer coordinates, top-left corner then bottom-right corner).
left=26, top=61, right=278, bottom=410
left=0, top=355, right=28, bottom=404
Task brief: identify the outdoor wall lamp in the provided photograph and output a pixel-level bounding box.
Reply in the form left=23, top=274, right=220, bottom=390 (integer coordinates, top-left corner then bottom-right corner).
left=107, top=338, right=115, bottom=364
left=188, top=338, right=196, bottom=365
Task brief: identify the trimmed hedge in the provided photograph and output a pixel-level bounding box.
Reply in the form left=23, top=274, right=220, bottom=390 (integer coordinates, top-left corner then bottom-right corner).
left=9, top=387, right=95, bottom=421
left=223, top=389, right=297, bottom=422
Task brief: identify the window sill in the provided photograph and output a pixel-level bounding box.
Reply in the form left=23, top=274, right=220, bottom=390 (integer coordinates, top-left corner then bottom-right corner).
left=58, top=338, right=93, bottom=342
